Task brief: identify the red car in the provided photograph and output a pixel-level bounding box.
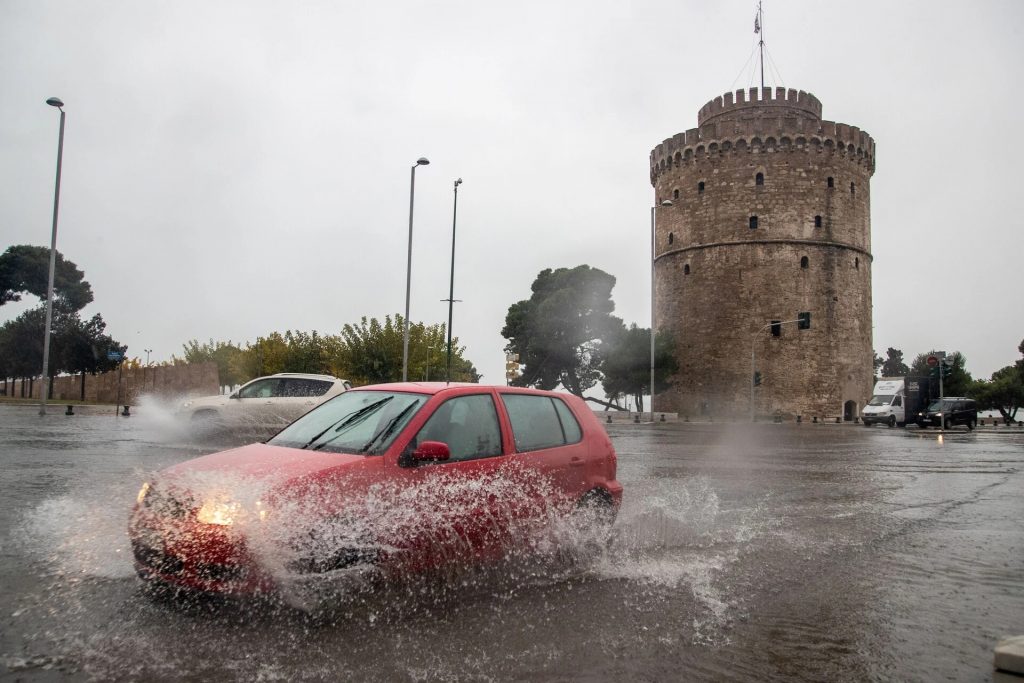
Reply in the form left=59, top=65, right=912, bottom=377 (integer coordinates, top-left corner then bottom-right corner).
left=130, top=383, right=621, bottom=597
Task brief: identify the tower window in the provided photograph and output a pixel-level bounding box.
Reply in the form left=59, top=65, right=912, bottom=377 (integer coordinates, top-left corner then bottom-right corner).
left=749, top=215, right=758, bottom=230
left=698, top=181, right=705, bottom=194
left=684, top=264, right=690, bottom=275
left=827, top=176, right=834, bottom=188
left=673, top=189, right=680, bottom=200
left=850, top=181, right=856, bottom=195
left=771, top=321, right=782, bottom=337
left=668, top=232, right=674, bottom=245
left=755, top=172, right=764, bottom=186
left=855, top=257, right=860, bottom=269
left=800, top=256, right=809, bottom=269
left=814, top=215, right=822, bottom=228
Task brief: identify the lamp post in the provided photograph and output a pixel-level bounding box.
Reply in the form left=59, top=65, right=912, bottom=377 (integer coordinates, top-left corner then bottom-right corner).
left=402, top=157, right=430, bottom=383
left=39, top=97, right=66, bottom=416
left=444, top=178, right=463, bottom=383
left=650, top=199, right=672, bottom=417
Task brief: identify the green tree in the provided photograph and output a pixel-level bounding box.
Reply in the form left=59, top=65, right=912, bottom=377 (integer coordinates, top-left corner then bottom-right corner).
left=331, top=315, right=477, bottom=385
left=0, top=245, right=93, bottom=311
left=909, top=350, right=973, bottom=396
left=174, top=339, right=247, bottom=388
left=879, top=347, right=910, bottom=378
left=873, top=351, right=884, bottom=380
left=501, top=265, right=620, bottom=397
left=600, top=324, right=679, bottom=412
left=968, top=339, right=1024, bottom=423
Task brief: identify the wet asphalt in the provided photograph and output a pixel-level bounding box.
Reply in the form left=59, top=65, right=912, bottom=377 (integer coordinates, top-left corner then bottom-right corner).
left=0, top=403, right=1022, bottom=682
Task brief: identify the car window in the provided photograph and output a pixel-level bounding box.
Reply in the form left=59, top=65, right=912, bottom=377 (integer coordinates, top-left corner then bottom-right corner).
left=552, top=398, right=583, bottom=443
left=893, top=396, right=902, bottom=407
left=413, top=394, right=502, bottom=462
left=238, top=379, right=280, bottom=398
left=269, top=390, right=426, bottom=454
left=501, top=394, right=575, bottom=452
left=281, top=379, right=333, bottom=397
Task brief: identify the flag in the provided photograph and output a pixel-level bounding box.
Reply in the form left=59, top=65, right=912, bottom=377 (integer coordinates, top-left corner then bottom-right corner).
left=754, top=15, right=761, bottom=33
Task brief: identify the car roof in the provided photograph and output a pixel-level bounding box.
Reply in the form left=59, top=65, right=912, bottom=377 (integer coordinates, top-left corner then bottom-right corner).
left=352, top=382, right=576, bottom=399
left=267, top=373, right=342, bottom=381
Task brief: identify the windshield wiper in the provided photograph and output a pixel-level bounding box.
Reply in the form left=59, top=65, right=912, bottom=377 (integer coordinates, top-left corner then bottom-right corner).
left=358, top=401, right=419, bottom=454
left=300, top=396, right=394, bottom=450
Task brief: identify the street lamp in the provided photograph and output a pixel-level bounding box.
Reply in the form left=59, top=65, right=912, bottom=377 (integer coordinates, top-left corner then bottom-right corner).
left=39, top=97, right=66, bottom=416
left=650, top=199, right=672, bottom=417
left=402, top=157, right=430, bottom=383
left=444, top=178, right=463, bottom=383
left=145, top=349, right=153, bottom=365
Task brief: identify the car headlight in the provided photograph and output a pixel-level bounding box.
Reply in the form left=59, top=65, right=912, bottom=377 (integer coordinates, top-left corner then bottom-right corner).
left=196, top=498, right=267, bottom=526
left=197, top=498, right=244, bottom=526
left=136, top=481, right=151, bottom=505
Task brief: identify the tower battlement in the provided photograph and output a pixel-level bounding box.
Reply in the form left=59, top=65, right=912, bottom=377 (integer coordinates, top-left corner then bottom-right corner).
left=649, top=116, right=875, bottom=182
left=698, top=87, right=822, bottom=126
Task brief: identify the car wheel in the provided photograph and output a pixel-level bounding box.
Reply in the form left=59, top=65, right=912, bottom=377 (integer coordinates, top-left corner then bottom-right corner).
left=862, top=421, right=872, bottom=427
left=943, top=418, right=951, bottom=430
left=574, top=489, right=617, bottom=528
left=888, top=415, right=896, bottom=428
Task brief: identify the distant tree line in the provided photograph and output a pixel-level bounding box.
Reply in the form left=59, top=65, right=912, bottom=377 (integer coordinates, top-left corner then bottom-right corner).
left=874, top=340, right=1024, bottom=423
left=174, top=315, right=480, bottom=391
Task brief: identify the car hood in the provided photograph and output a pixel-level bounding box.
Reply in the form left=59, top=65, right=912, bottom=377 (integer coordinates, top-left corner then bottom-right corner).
left=162, top=443, right=372, bottom=483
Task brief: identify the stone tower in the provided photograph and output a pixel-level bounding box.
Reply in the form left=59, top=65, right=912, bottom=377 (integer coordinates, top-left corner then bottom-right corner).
left=649, top=87, right=875, bottom=420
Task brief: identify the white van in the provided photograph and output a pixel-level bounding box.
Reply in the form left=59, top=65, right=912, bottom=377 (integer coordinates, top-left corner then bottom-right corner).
left=862, top=378, right=907, bottom=427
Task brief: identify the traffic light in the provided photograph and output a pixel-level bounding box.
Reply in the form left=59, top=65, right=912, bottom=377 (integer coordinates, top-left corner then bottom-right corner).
left=505, top=353, right=520, bottom=382
left=797, top=312, right=811, bottom=330
left=941, top=358, right=953, bottom=378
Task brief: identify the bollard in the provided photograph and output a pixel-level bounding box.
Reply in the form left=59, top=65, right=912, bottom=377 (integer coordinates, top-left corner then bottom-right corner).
left=122, top=405, right=131, bottom=417
left=659, top=413, right=665, bottom=422
left=606, top=414, right=612, bottom=424
left=796, top=415, right=802, bottom=424
left=65, top=405, right=74, bottom=416
left=633, top=414, right=640, bottom=424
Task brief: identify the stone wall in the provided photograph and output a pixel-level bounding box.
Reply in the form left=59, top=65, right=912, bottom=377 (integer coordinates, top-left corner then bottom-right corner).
left=650, top=89, right=875, bottom=420
left=5, top=362, right=219, bottom=404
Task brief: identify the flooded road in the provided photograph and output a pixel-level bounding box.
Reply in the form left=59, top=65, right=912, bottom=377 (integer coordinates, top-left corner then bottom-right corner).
left=1, top=403, right=1022, bottom=681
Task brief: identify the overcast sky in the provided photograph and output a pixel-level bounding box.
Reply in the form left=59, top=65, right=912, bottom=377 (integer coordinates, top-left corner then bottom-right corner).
left=2, top=0, right=1021, bottom=387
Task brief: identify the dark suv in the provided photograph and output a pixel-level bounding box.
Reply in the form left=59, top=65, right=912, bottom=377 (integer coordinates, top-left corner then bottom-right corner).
left=917, top=397, right=978, bottom=430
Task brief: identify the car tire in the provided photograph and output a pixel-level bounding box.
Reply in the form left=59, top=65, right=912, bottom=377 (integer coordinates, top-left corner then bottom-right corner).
left=943, top=418, right=951, bottom=430
left=888, top=415, right=896, bottom=428
left=862, top=421, right=872, bottom=427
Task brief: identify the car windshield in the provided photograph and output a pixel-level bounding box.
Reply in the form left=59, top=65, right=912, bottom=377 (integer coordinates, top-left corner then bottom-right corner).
left=927, top=400, right=952, bottom=412
left=268, top=390, right=426, bottom=455
left=868, top=395, right=893, bottom=406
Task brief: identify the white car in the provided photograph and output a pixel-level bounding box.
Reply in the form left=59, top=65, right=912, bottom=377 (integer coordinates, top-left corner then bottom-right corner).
left=178, top=373, right=352, bottom=430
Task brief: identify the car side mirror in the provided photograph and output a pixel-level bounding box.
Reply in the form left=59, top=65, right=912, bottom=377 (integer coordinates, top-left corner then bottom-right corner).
left=412, top=441, right=451, bottom=462
left=230, top=392, right=240, bottom=399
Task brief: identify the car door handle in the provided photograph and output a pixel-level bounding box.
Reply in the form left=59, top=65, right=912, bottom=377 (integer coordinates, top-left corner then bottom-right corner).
left=570, top=457, right=585, bottom=467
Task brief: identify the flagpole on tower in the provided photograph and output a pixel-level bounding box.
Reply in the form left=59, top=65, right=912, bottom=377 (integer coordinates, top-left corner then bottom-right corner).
left=755, top=1, right=764, bottom=90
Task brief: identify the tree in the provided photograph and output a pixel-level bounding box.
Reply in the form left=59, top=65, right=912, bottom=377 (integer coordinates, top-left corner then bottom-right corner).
left=879, top=347, right=910, bottom=378
left=501, top=265, right=620, bottom=397
left=873, top=351, right=884, bottom=380
left=909, top=350, right=973, bottom=396
left=0, top=245, right=93, bottom=311
left=968, top=339, right=1024, bottom=423
left=600, top=324, right=678, bottom=412
left=174, top=339, right=247, bottom=389
left=330, top=315, right=478, bottom=385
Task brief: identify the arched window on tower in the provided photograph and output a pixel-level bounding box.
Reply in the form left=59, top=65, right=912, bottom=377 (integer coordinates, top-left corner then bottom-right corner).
left=698, top=181, right=705, bottom=194
left=668, top=232, right=674, bottom=245
left=850, top=181, right=856, bottom=196
left=755, top=172, right=764, bottom=186
left=800, top=256, right=809, bottom=269
left=814, top=215, right=822, bottom=228
left=684, top=264, right=690, bottom=275
left=827, top=176, right=834, bottom=188
left=673, top=189, right=680, bottom=200
left=855, top=257, right=860, bottom=269
left=749, top=215, right=759, bottom=230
